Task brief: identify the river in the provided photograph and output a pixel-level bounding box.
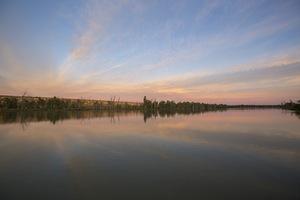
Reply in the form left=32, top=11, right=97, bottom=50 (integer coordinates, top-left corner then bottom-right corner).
left=0, top=109, right=299, bottom=199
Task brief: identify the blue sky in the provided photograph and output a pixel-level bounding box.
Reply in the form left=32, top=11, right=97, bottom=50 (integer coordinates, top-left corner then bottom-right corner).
left=0, top=0, right=300, bottom=104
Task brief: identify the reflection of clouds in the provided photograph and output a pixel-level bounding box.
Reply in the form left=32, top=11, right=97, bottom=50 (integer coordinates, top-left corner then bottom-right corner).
left=1, top=109, right=300, bottom=173
left=157, top=122, right=189, bottom=129
left=105, top=109, right=300, bottom=170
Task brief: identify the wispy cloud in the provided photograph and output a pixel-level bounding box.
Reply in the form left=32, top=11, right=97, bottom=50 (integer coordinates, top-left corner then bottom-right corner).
left=164, top=60, right=300, bottom=90
left=196, top=0, right=223, bottom=23
left=0, top=42, right=24, bottom=77
left=135, top=53, right=300, bottom=103
left=69, top=0, right=123, bottom=61
left=55, top=0, right=132, bottom=91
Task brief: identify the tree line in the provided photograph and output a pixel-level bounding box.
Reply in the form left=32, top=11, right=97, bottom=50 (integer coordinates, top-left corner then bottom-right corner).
left=143, top=96, right=227, bottom=112
left=0, top=95, right=142, bottom=110
left=281, top=100, right=300, bottom=110
left=3, top=95, right=298, bottom=112
left=0, top=95, right=229, bottom=112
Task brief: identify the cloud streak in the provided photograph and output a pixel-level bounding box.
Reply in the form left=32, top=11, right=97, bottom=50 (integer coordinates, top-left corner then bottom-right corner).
left=69, top=0, right=123, bottom=61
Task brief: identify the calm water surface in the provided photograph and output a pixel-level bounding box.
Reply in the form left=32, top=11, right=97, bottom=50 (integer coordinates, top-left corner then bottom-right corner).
left=0, top=109, right=299, bottom=199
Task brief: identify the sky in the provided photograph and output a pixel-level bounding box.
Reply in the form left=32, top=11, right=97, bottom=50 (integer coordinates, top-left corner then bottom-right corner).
left=0, top=0, right=300, bottom=104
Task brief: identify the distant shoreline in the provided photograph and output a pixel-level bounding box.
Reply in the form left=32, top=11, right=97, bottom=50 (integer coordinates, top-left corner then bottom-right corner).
left=0, top=95, right=142, bottom=110
left=0, top=94, right=295, bottom=111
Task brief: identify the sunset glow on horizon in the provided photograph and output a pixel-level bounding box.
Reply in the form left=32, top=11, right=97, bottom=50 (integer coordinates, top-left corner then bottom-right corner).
left=1, top=0, right=300, bottom=104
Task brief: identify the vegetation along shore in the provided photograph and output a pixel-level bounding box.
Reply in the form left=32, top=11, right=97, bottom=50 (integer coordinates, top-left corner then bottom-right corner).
left=0, top=95, right=298, bottom=112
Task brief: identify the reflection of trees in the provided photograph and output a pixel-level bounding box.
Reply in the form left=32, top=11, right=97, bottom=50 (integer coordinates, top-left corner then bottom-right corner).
left=2, top=108, right=296, bottom=126
left=0, top=109, right=231, bottom=125
left=0, top=110, right=144, bottom=126
left=142, top=109, right=227, bottom=123
left=108, top=111, right=117, bottom=123
left=281, top=109, right=300, bottom=120
left=19, top=120, right=29, bottom=131
left=292, top=111, right=300, bottom=119
left=20, top=111, right=29, bottom=130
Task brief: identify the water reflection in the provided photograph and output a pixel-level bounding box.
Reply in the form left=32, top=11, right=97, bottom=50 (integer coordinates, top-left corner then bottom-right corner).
left=0, top=110, right=143, bottom=126
left=0, top=109, right=230, bottom=126
left=0, top=109, right=300, bottom=199
left=293, top=110, right=300, bottom=119
left=143, top=109, right=228, bottom=122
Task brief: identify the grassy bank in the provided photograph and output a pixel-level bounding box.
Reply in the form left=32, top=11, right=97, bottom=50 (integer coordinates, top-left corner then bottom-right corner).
left=0, top=95, right=142, bottom=110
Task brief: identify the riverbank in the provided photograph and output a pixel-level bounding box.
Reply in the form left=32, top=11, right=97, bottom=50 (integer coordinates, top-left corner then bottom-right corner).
left=0, top=95, right=142, bottom=110
left=1, top=95, right=296, bottom=112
